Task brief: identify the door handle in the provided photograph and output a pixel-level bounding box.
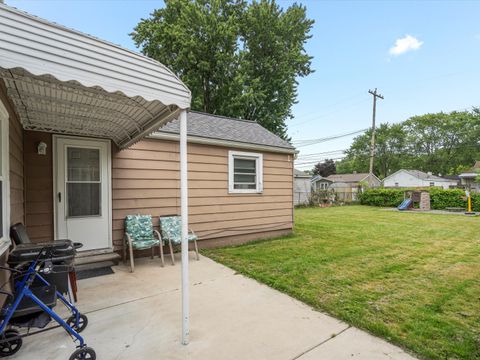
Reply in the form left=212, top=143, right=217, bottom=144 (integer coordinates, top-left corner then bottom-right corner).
left=58, top=192, right=61, bottom=203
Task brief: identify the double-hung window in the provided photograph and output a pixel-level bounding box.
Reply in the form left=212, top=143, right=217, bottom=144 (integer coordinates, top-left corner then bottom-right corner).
left=0, top=102, right=9, bottom=254
left=228, top=151, right=263, bottom=193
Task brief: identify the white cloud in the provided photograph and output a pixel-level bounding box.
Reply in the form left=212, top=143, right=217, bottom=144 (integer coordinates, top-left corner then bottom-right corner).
left=389, top=35, right=423, bottom=56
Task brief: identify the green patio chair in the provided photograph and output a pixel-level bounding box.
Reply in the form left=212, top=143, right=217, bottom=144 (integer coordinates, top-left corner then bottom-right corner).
left=124, top=214, right=174, bottom=272
left=159, top=215, right=200, bottom=265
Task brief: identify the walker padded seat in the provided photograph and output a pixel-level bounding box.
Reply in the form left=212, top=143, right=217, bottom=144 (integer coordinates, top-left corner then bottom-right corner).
left=159, top=216, right=199, bottom=261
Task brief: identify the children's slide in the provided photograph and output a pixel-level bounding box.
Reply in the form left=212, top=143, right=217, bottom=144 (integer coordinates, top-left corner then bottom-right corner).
left=397, top=198, right=412, bottom=211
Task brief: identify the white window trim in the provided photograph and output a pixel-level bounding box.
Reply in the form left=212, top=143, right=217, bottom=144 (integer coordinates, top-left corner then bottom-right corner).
left=0, top=101, right=10, bottom=255
left=228, top=150, right=263, bottom=194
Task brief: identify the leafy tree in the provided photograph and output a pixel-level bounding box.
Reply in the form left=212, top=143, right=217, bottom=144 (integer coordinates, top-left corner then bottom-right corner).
left=403, top=110, right=480, bottom=175
left=131, top=0, right=244, bottom=114
left=131, top=0, right=314, bottom=139
left=336, top=109, right=480, bottom=178
left=337, top=123, right=408, bottom=178
left=312, top=158, right=336, bottom=177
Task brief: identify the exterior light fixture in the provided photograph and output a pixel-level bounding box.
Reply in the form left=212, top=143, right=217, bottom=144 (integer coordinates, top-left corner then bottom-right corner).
left=37, top=141, right=47, bottom=155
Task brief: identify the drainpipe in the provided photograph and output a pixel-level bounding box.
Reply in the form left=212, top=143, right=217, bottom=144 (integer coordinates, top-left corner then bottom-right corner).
left=179, top=109, right=189, bottom=345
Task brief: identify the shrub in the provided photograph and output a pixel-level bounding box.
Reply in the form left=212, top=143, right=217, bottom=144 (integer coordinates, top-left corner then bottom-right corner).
left=428, top=188, right=465, bottom=210
left=360, top=187, right=479, bottom=211
left=359, top=188, right=405, bottom=207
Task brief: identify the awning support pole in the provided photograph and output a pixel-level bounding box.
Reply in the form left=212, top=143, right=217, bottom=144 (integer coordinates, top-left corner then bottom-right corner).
left=179, top=109, right=189, bottom=345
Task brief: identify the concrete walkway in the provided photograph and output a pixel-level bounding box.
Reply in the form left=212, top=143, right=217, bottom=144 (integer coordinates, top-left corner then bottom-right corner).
left=12, top=255, right=416, bottom=360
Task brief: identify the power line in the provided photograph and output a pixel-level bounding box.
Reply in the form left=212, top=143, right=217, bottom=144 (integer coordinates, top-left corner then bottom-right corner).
left=292, top=128, right=368, bottom=148
left=294, top=156, right=347, bottom=167
left=290, top=93, right=366, bottom=122
left=297, top=149, right=346, bottom=159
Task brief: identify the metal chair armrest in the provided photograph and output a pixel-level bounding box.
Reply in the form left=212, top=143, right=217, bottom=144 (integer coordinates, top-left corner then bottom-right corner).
left=153, top=229, right=162, bottom=242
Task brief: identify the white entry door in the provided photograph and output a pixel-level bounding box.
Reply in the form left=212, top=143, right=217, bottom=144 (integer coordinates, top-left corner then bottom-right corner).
left=55, top=137, right=111, bottom=251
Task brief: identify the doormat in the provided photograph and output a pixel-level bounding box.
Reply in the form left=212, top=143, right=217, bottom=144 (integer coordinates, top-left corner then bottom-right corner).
left=76, top=267, right=114, bottom=280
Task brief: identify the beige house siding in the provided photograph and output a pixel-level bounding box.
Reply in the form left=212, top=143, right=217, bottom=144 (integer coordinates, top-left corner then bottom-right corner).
left=24, top=131, right=54, bottom=242
left=0, top=81, right=24, bottom=227
left=6, top=122, right=293, bottom=250
left=112, top=139, right=293, bottom=250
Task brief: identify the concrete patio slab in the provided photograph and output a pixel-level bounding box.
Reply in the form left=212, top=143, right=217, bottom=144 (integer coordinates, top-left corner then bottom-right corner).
left=297, top=327, right=414, bottom=360
left=10, top=254, right=416, bottom=360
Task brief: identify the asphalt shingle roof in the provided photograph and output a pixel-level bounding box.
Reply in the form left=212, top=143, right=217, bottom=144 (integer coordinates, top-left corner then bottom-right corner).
left=157, top=111, right=294, bottom=150
left=403, top=170, right=446, bottom=181
left=326, top=173, right=370, bottom=183
left=294, top=169, right=310, bottom=177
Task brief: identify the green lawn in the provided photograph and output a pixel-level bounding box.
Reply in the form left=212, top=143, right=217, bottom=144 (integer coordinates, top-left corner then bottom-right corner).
left=203, top=206, right=480, bottom=360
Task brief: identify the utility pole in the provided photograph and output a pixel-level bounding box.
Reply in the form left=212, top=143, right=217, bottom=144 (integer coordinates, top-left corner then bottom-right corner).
left=368, top=88, right=384, bottom=175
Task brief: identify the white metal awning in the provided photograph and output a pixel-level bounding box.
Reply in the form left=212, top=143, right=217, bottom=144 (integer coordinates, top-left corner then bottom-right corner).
left=0, top=4, right=191, bottom=148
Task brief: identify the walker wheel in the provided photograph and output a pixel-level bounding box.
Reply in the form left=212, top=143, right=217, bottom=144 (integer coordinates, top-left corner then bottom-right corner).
left=67, top=314, right=88, bottom=333
left=0, top=329, right=22, bottom=357
left=69, top=346, right=96, bottom=360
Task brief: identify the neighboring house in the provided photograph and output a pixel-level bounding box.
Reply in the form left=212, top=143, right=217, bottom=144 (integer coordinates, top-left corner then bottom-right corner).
left=327, top=172, right=382, bottom=188
left=310, top=175, right=333, bottom=191
left=0, top=4, right=295, bottom=270
left=325, top=173, right=381, bottom=189
left=324, top=173, right=380, bottom=201
left=293, top=169, right=311, bottom=205
left=311, top=172, right=380, bottom=202
left=458, top=161, right=480, bottom=192
left=442, top=175, right=461, bottom=187
left=383, top=170, right=458, bottom=189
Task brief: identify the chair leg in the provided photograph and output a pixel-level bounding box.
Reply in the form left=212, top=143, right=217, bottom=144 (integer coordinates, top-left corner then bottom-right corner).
left=159, top=241, right=165, bottom=267
left=151, top=246, right=154, bottom=259
left=168, top=239, right=175, bottom=266
left=123, top=239, right=127, bottom=264
left=129, top=242, right=135, bottom=273
left=194, top=239, right=200, bottom=261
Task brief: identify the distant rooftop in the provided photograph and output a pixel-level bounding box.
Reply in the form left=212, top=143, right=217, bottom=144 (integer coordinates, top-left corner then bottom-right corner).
left=326, top=173, right=370, bottom=183
left=402, top=170, right=450, bottom=181
left=294, top=169, right=310, bottom=178
left=458, top=161, right=480, bottom=177
left=156, top=111, right=295, bottom=151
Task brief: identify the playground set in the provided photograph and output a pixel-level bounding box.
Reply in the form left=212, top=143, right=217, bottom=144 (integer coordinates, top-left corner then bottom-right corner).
left=398, top=189, right=476, bottom=215
left=397, top=190, right=430, bottom=211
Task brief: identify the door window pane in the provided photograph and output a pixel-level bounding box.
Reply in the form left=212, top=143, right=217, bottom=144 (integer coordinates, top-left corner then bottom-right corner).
left=66, top=146, right=101, bottom=217
left=67, top=183, right=100, bottom=217
left=67, top=148, right=100, bottom=181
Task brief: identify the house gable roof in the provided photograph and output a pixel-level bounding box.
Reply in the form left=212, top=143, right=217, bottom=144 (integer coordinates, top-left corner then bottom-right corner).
left=154, top=111, right=295, bottom=152
left=310, top=175, right=333, bottom=183
left=384, top=169, right=455, bottom=182
left=325, top=173, right=371, bottom=183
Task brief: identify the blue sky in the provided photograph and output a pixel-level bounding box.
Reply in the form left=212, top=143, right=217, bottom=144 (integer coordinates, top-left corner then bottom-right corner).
left=6, top=0, right=480, bottom=170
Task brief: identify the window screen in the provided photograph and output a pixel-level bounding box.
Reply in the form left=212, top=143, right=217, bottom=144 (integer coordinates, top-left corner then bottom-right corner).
left=233, top=157, right=257, bottom=190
